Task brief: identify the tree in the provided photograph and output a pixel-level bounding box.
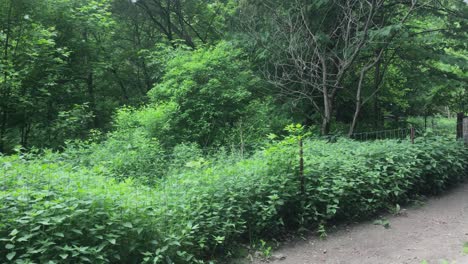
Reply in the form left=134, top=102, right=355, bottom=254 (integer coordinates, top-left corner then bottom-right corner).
left=148, top=42, right=259, bottom=146
left=131, top=0, right=234, bottom=48
left=0, top=0, right=71, bottom=151
left=239, top=0, right=420, bottom=134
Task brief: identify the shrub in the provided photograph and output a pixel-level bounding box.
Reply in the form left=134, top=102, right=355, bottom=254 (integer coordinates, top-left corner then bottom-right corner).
left=64, top=128, right=166, bottom=184
left=0, top=137, right=467, bottom=263
left=113, top=103, right=177, bottom=148
left=0, top=156, right=161, bottom=263
left=147, top=41, right=260, bottom=147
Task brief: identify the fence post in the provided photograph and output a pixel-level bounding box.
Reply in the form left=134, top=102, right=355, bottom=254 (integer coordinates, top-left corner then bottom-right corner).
left=457, top=112, right=464, bottom=140
left=410, top=126, right=415, bottom=144
left=299, top=138, right=304, bottom=195
left=463, top=117, right=468, bottom=145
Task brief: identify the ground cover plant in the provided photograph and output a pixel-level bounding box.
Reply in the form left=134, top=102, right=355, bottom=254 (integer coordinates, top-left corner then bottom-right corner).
left=0, top=0, right=466, bottom=263
left=1, top=135, right=466, bottom=263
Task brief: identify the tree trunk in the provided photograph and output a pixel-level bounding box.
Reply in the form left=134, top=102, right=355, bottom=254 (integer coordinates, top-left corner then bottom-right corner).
left=348, top=67, right=367, bottom=136
left=457, top=112, right=464, bottom=140
left=321, top=117, right=331, bottom=136
left=321, top=58, right=332, bottom=136
left=373, top=55, right=382, bottom=129
left=424, top=113, right=427, bottom=131
left=20, top=121, right=30, bottom=149
left=141, top=59, right=152, bottom=92
left=349, top=103, right=361, bottom=137
left=0, top=0, right=13, bottom=153
left=321, top=95, right=332, bottom=135
left=349, top=49, right=387, bottom=136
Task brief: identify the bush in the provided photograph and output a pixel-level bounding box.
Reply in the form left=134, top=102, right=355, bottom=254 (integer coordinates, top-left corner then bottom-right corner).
left=64, top=128, right=166, bottom=184
left=112, top=103, right=177, bottom=148
left=0, top=137, right=467, bottom=263
left=148, top=41, right=260, bottom=147
left=0, top=155, right=162, bottom=263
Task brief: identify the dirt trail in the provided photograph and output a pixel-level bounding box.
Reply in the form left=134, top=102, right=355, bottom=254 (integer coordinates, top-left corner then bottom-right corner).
left=255, top=183, right=468, bottom=264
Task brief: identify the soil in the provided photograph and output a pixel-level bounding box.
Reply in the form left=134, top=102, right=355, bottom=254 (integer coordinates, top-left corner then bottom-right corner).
left=250, top=183, right=468, bottom=264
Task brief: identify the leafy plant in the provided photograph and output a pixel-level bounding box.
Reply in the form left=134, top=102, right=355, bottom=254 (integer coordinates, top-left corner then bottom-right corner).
left=147, top=41, right=261, bottom=147
left=318, top=223, right=327, bottom=239
left=0, top=136, right=467, bottom=263
left=373, top=219, right=391, bottom=229
left=257, top=240, right=272, bottom=259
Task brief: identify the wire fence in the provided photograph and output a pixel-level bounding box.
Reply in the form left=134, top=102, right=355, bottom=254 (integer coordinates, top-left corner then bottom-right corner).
left=349, top=118, right=464, bottom=142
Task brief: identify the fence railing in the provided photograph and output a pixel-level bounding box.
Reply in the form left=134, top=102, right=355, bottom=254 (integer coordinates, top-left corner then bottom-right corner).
left=350, top=117, right=467, bottom=143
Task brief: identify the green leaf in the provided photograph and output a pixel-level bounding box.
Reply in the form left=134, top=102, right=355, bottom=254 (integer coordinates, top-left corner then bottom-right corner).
left=17, top=234, right=33, bottom=242
left=71, top=229, right=83, bottom=235
left=6, top=252, right=16, bottom=260
left=54, top=232, right=65, bottom=237
left=9, top=229, right=19, bottom=236
left=5, top=243, right=15, bottom=249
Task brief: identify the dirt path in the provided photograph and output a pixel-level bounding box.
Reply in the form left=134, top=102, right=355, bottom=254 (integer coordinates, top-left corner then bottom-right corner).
left=255, top=183, right=468, bottom=264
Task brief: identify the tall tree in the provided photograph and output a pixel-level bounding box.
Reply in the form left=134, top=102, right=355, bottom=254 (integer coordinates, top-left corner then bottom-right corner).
left=132, top=0, right=233, bottom=47
left=239, top=0, right=419, bottom=134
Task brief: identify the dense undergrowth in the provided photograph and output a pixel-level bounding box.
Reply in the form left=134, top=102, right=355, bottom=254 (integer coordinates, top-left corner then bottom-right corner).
left=1, top=136, right=467, bottom=263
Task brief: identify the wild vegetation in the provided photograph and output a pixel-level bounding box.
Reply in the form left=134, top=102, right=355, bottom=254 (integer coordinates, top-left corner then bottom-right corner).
left=0, top=0, right=467, bottom=263
left=1, top=135, right=467, bottom=263
left=0, top=0, right=466, bottom=151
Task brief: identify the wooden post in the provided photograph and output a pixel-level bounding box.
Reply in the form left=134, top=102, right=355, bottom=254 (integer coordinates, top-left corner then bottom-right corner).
left=410, top=126, right=415, bottom=144
left=457, top=113, right=464, bottom=140
left=463, top=117, right=468, bottom=145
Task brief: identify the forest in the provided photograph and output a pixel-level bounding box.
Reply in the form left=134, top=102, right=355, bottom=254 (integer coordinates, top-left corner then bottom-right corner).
left=0, top=0, right=467, bottom=263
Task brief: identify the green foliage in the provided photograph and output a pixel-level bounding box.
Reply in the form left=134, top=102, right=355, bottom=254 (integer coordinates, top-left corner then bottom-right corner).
left=373, top=218, right=391, bottom=229
left=47, top=104, right=95, bottom=145
left=223, top=98, right=293, bottom=146
left=257, top=240, right=272, bottom=259
left=1, top=136, right=467, bottom=263
left=1, top=0, right=468, bottom=263
left=148, top=41, right=260, bottom=146
left=65, top=128, right=166, bottom=184
left=113, top=103, right=177, bottom=146
left=408, top=116, right=457, bottom=137
left=1, top=0, right=466, bottom=151
left=0, top=155, right=162, bottom=263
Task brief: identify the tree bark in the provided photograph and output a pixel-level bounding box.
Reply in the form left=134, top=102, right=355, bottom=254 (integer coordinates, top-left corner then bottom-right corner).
left=321, top=58, right=332, bottom=135
left=322, top=95, right=333, bottom=135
